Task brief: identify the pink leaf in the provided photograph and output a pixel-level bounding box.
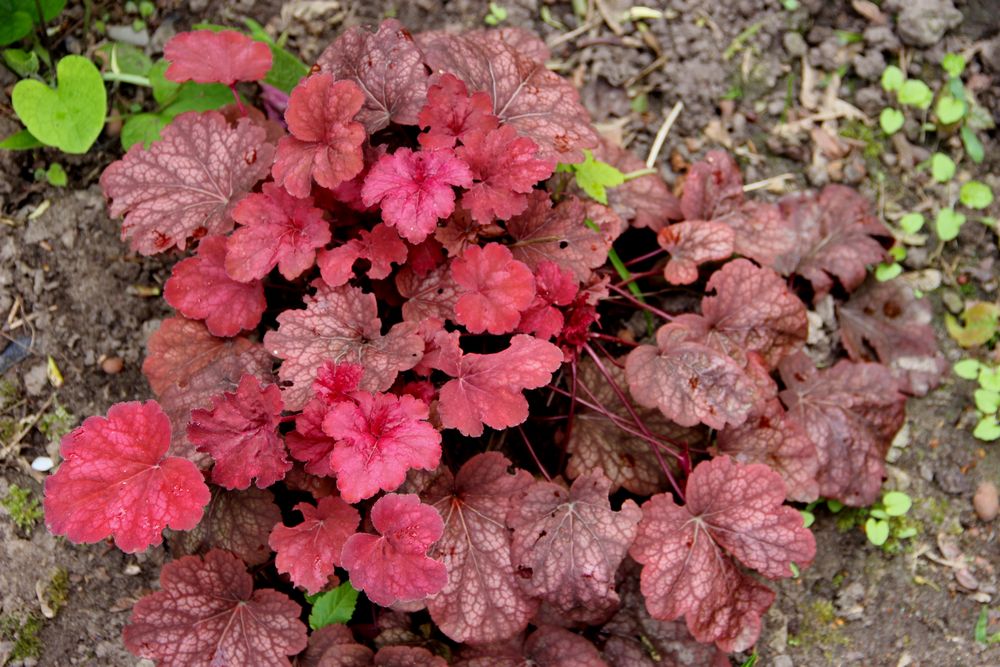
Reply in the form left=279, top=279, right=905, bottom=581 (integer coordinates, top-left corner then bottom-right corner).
left=361, top=148, right=473, bottom=244
left=657, top=221, right=735, bottom=285
left=170, top=486, right=281, bottom=566
left=269, top=496, right=360, bottom=594
left=341, top=494, right=447, bottom=606
left=375, top=646, right=447, bottom=667
left=272, top=74, right=366, bottom=198
left=456, top=126, right=555, bottom=223
left=516, top=261, right=578, bottom=340
left=322, top=392, right=442, bottom=503
left=286, top=399, right=336, bottom=477
left=297, top=625, right=373, bottom=667
left=316, top=19, right=430, bottom=132
left=418, top=73, right=499, bottom=150
left=227, top=182, right=331, bottom=282
left=100, top=112, right=273, bottom=255
left=508, top=473, right=641, bottom=617
left=456, top=626, right=605, bottom=667
left=318, top=225, right=410, bottom=286
left=438, top=335, right=564, bottom=437
left=716, top=398, right=821, bottom=503
left=265, top=283, right=424, bottom=410
left=123, top=550, right=307, bottom=667
left=630, top=456, right=815, bottom=652
left=187, top=375, right=290, bottom=490
left=625, top=323, right=761, bottom=430
left=779, top=352, right=905, bottom=506
left=44, top=401, right=210, bottom=554
left=836, top=280, right=946, bottom=396
left=680, top=150, right=744, bottom=221
left=678, top=258, right=808, bottom=369
left=418, top=29, right=599, bottom=162
left=452, top=243, right=536, bottom=334
left=506, top=192, right=623, bottom=283
left=163, top=235, right=266, bottom=337
left=396, top=264, right=461, bottom=323
left=422, top=453, right=537, bottom=643
left=164, top=30, right=272, bottom=86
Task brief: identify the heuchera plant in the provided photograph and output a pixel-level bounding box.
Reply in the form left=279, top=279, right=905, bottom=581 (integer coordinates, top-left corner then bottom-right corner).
left=42, top=22, right=946, bottom=666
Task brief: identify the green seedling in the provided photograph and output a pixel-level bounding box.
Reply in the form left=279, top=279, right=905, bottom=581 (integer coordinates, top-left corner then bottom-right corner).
left=899, top=212, right=925, bottom=234
left=959, top=181, right=994, bottom=210
left=0, top=0, right=65, bottom=46
left=560, top=150, right=626, bottom=205
left=306, top=582, right=358, bottom=630
left=898, top=79, right=933, bottom=109
left=879, top=108, right=904, bottom=135
left=484, top=2, right=508, bottom=25
left=975, top=607, right=1000, bottom=644
left=2, top=483, right=44, bottom=534
left=930, top=152, right=956, bottom=183
left=954, top=357, right=1000, bottom=441
left=881, top=65, right=904, bottom=92
left=875, top=245, right=906, bottom=281
left=814, top=492, right=917, bottom=550
left=43, top=162, right=66, bottom=186
left=935, top=207, right=965, bottom=241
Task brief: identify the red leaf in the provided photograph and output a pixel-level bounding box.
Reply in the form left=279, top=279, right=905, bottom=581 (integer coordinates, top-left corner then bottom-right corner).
left=506, top=192, right=622, bottom=283
left=716, top=399, right=821, bottom=502
left=187, top=375, right=290, bottom=490
left=273, top=74, right=366, bottom=198
left=438, top=334, right=563, bottom=436
left=567, top=358, right=705, bottom=496
left=593, top=137, right=681, bottom=230
left=227, top=182, right=331, bottom=282
left=779, top=352, right=905, bottom=506
left=313, top=360, right=365, bottom=402
left=777, top=185, right=889, bottom=299
left=625, top=323, right=761, bottom=430
left=164, top=30, right=272, bottom=86
left=375, top=645, right=447, bottom=667
left=452, top=243, right=536, bottom=334
left=677, top=258, right=808, bottom=369
left=396, top=264, right=461, bottom=323
left=508, top=473, right=641, bottom=617
left=680, top=150, right=744, bottom=221
left=170, top=486, right=281, bottom=566
left=419, top=29, right=598, bottom=162
left=100, top=112, right=273, bottom=255
left=269, top=496, right=361, bottom=594
left=44, top=401, right=210, bottom=554
left=422, top=453, right=537, bottom=643
left=630, top=456, right=815, bottom=652
left=123, top=550, right=307, bottom=666
left=456, top=626, right=605, bottom=667
left=837, top=280, right=946, bottom=396
left=284, top=362, right=364, bottom=477
left=322, top=392, right=442, bottom=503
left=296, top=625, right=373, bottom=667
left=657, top=221, right=735, bottom=285
left=516, top=261, right=578, bottom=340
left=317, top=223, right=409, bottom=287
left=265, top=283, right=424, bottom=410
left=341, top=493, right=447, bottom=606
left=418, top=73, right=499, bottom=150
left=316, top=19, right=430, bottom=132
left=361, top=148, right=473, bottom=244
left=163, top=235, right=266, bottom=337
left=456, top=125, right=555, bottom=223
left=718, top=200, right=800, bottom=272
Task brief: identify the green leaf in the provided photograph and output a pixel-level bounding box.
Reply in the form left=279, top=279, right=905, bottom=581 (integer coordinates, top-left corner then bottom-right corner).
left=888, top=245, right=906, bottom=261
left=942, top=53, right=966, bottom=78
left=875, top=263, right=902, bottom=281
left=120, top=112, right=167, bottom=150
left=974, top=389, right=1000, bottom=415
left=961, top=126, right=985, bottom=164
left=20, top=0, right=65, bottom=23
left=930, top=153, right=956, bottom=183
left=959, top=181, right=994, bottom=210
left=954, top=359, right=982, bottom=380
left=898, top=79, right=933, bottom=109
left=570, top=150, right=625, bottom=205
left=869, top=508, right=889, bottom=520
left=945, top=302, right=999, bottom=347
left=881, top=65, right=904, bottom=92
left=865, top=517, right=890, bottom=546
left=2, top=47, right=38, bottom=76
left=826, top=499, right=844, bottom=513
left=899, top=212, right=925, bottom=234
left=0, top=9, right=33, bottom=46
left=148, top=59, right=178, bottom=106
left=45, top=162, right=66, bottom=186
left=11, top=55, right=107, bottom=154
left=740, top=651, right=759, bottom=667
left=800, top=509, right=815, bottom=528
left=308, top=583, right=358, bottom=630
left=980, top=367, right=1000, bottom=392
left=895, top=526, right=918, bottom=539
left=934, top=207, right=965, bottom=241
left=882, top=491, right=912, bottom=517
left=879, top=108, right=904, bottom=135
left=0, top=127, right=41, bottom=150
left=240, top=18, right=308, bottom=93
left=974, top=415, right=1000, bottom=441
left=161, top=82, right=234, bottom=118
left=97, top=41, right=153, bottom=77
left=935, top=95, right=965, bottom=124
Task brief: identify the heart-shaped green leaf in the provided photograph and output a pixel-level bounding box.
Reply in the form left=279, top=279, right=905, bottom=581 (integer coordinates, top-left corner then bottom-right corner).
left=974, top=389, right=1000, bottom=414
left=953, top=359, right=982, bottom=380
left=865, top=517, right=889, bottom=546
left=875, top=262, right=902, bottom=281
left=882, top=491, right=912, bottom=517
left=960, top=180, right=994, bottom=210
left=930, top=153, right=956, bottom=183
left=879, top=108, right=904, bottom=134
left=899, top=212, right=925, bottom=234
left=12, top=55, right=106, bottom=153
left=974, top=415, right=1000, bottom=441
left=980, top=367, right=1000, bottom=392
left=942, top=53, right=966, bottom=78
left=0, top=9, right=32, bottom=46
left=935, top=95, right=965, bottom=124
left=898, top=79, right=933, bottom=109
left=881, top=65, right=904, bottom=92
left=935, top=207, right=965, bottom=241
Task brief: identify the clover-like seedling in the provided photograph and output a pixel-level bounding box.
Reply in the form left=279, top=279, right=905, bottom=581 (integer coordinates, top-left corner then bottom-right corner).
left=955, top=359, right=1000, bottom=441
left=484, top=1, right=508, bottom=25
left=864, top=491, right=916, bottom=548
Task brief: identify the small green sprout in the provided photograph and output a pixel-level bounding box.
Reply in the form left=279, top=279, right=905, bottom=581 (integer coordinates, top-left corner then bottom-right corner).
left=880, top=65, right=904, bottom=92
left=954, top=356, right=1000, bottom=442
left=935, top=207, right=965, bottom=241
left=897, top=79, right=933, bottom=109
left=484, top=2, right=508, bottom=26
left=863, top=491, right=916, bottom=548
left=935, top=95, right=966, bottom=125
left=959, top=181, right=994, bottom=210
left=942, top=53, right=966, bottom=78
left=307, top=582, right=359, bottom=630
left=879, top=108, right=904, bottom=135
left=975, top=607, right=1000, bottom=644
left=930, top=152, right=956, bottom=183
left=899, top=212, right=925, bottom=234
left=1, top=483, right=44, bottom=534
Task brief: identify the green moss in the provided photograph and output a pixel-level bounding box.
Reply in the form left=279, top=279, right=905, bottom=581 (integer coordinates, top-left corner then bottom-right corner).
left=2, top=483, right=43, bottom=534
left=0, top=416, right=17, bottom=443
left=37, top=401, right=76, bottom=445
left=0, top=613, right=43, bottom=661
left=840, top=119, right=885, bottom=162
left=44, top=568, right=70, bottom=616
left=0, top=379, right=18, bottom=409
left=788, top=600, right=849, bottom=649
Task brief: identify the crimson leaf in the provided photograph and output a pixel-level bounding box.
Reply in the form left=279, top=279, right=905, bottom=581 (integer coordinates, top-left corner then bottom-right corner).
left=164, top=30, right=272, bottom=86
left=270, top=495, right=360, bottom=594
left=452, top=243, right=536, bottom=335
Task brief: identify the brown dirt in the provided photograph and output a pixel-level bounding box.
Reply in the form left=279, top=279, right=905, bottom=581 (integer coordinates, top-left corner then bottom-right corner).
left=1, top=1, right=999, bottom=665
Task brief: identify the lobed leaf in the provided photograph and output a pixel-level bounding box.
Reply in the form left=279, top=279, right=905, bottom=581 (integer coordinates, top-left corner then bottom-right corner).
left=164, top=30, right=272, bottom=86
left=269, top=496, right=360, bottom=594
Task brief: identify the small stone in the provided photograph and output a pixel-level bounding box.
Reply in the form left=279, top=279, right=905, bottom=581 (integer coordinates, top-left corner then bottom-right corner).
left=852, top=50, right=886, bottom=81
left=973, top=481, right=999, bottom=521
left=106, top=24, right=150, bottom=47
left=783, top=31, right=808, bottom=57
left=23, top=362, right=48, bottom=396
left=896, top=0, right=963, bottom=47
left=101, top=356, right=124, bottom=375
left=773, top=656, right=794, bottom=667
left=864, top=25, right=901, bottom=52
left=124, top=563, right=141, bottom=576
left=31, top=456, right=54, bottom=472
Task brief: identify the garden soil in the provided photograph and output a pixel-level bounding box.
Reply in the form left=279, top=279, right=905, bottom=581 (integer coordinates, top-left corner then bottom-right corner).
left=1, top=0, right=999, bottom=665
